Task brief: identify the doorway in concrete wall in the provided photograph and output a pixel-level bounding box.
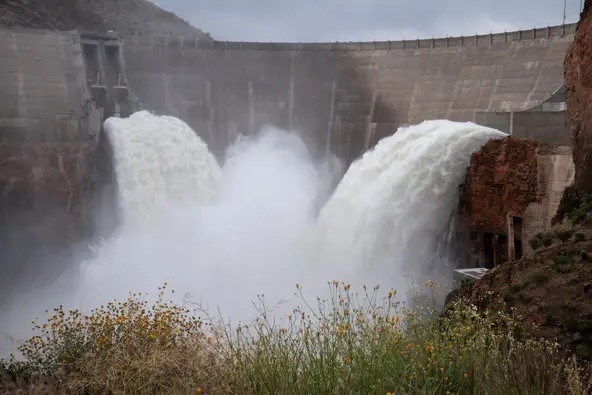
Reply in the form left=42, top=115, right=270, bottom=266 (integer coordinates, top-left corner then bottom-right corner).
left=482, top=232, right=509, bottom=269
left=507, top=214, right=524, bottom=262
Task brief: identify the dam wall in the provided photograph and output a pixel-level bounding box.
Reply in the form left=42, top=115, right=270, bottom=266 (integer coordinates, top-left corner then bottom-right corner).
left=122, top=24, right=576, bottom=160
left=0, top=24, right=577, bottom=160
left=0, top=28, right=100, bottom=142
left=0, top=23, right=578, bottom=292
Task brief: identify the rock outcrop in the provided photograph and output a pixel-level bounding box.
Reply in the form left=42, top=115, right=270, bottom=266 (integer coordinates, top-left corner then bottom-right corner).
left=565, top=0, right=592, bottom=193
left=0, top=142, right=97, bottom=302
left=464, top=138, right=540, bottom=234
left=458, top=137, right=574, bottom=267
left=0, top=0, right=211, bottom=39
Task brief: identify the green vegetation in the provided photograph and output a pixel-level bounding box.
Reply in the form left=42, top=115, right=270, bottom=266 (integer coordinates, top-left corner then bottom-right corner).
left=530, top=232, right=555, bottom=250
left=529, top=270, right=551, bottom=285
left=557, top=230, right=574, bottom=243
left=565, top=192, right=592, bottom=224
left=1, top=283, right=590, bottom=394
left=552, top=253, right=576, bottom=274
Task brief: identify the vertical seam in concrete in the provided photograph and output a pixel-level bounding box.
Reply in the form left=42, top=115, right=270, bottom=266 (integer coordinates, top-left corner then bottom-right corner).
left=288, top=52, right=295, bottom=131
left=325, top=78, right=337, bottom=156
left=364, top=63, right=379, bottom=151
left=248, top=81, right=255, bottom=135
left=12, top=33, right=29, bottom=136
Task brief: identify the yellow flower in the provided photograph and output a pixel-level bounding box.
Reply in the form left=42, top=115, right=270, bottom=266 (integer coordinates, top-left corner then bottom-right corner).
left=196, top=387, right=203, bottom=393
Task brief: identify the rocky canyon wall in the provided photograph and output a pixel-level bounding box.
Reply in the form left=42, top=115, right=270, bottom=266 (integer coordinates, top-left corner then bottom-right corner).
left=566, top=0, right=592, bottom=193
left=458, top=138, right=574, bottom=268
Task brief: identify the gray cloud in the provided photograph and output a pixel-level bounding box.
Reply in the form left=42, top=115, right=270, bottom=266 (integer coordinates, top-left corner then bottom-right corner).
left=152, top=0, right=583, bottom=42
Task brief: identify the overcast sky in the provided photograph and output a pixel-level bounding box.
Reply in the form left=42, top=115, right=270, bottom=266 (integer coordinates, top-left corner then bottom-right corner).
left=151, top=0, right=584, bottom=42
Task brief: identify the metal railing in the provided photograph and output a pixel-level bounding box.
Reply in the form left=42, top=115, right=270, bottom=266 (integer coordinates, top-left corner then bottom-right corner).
left=118, top=23, right=577, bottom=52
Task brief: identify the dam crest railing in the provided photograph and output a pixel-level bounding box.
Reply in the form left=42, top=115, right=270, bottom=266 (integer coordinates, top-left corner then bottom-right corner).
left=117, top=23, right=577, bottom=51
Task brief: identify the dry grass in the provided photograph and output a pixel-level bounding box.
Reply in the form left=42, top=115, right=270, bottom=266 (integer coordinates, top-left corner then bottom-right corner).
left=1, top=282, right=591, bottom=394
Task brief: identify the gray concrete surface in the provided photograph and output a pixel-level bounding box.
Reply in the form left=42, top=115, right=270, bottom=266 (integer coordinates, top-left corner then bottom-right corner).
left=0, top=24, right=577, bottom=162
left=0, top=28, right=94, bottom=142
left=122, top=24, right=576, bottom=160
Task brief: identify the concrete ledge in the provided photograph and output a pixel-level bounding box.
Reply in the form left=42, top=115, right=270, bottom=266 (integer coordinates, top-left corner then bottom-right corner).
left=119, top=23, right=577, bottom=52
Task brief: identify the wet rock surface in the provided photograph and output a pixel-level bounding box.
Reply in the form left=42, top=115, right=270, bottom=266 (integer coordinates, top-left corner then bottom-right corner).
left=566, top=0, right=592, bottom=193
left=0, top=142, right=97, bottom=303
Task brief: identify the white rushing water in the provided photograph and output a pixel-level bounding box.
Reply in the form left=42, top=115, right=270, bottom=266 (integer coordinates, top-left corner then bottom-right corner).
left=0, top=113, right=506, bottom=348
left=104, top=111, right=221, bottom=223
left=316, top=120, right=506, bottom=287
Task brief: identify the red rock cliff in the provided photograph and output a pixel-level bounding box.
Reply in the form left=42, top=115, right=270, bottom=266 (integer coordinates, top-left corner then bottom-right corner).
left=565, top=0, right=592, bottom=193
left=464, top=137, right=540, bottom=234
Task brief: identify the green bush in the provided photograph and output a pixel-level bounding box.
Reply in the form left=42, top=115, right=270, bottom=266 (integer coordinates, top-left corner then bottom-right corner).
left=531, top=232, right=554, bottom=249
left=542, top=232, right=554, bottom=246
left=529, top=270, right=550, bottom=285
left=557, top=230, right=574, bottom=243
left=566, top=192, right=592, bottom=224
left=552, top=254, right=573, bottom=273
left=2, top=283, right=591, bottom=394
left=530, top=235, right=543, bottom=250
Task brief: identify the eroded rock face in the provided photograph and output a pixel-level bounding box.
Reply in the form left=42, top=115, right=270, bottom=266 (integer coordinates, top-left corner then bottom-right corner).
left=0, top=143, right=97, bottom=215
left=0, top=142, right=97, bottom=301
left=566, top=0, right=592, bottom=193
left=458, top=137, right=575, bottom=267
left=463, top=137, right=540, bottom=234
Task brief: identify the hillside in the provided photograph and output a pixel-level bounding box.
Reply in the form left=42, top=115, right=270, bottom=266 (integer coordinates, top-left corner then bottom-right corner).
left=0, top=0, right=211, bottom=39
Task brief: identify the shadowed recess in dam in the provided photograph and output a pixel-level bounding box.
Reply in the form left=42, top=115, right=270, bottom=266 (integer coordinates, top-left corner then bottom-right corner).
left=0, top=113, right=506, bottom=346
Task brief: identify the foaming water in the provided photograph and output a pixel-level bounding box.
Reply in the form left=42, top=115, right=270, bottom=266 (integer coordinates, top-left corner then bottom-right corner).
left=0, top=114, right=505, bottom=350
left=104, top=111, right=220, bottom=223
left=316, top=120, right=506, bottom=292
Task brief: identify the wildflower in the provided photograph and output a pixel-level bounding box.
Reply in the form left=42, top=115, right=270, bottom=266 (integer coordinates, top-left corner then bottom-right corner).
left=196, top=387, right=203, bottom=393
left=342, top=355, right=350, bottom=364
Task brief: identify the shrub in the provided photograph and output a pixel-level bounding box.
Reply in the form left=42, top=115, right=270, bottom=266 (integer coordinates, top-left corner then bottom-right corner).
left=530, top=235, right=543, bottom=250
left=557, top=230, right=574, bottom=243
left=541, top=232, right=555, bottom=247
left=552, top=253, right=574, bottom=273
left=553, top=253, right=571, bottom=268
left=14, top=285, right=235, bottom=394
left=529, top=270, right=550, bottom=285
left=2, top=283, right=591, bottom=394
left=566, top=192, right=592, bottom=224
left=531, top=232, right=555, bottom=249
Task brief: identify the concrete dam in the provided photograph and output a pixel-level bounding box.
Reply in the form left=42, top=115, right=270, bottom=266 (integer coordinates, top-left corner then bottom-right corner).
left=0, top=23, right=576, bottom=160
left=0, top=24, right=578, bottom=297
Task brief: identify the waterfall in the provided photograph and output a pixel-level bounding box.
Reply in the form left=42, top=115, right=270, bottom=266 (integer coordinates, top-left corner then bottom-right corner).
left=316, top=120, right=506, bottom=286
left=104, top=110, right=221, bottom=223
left=0, top=115, right=507, bottom=344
